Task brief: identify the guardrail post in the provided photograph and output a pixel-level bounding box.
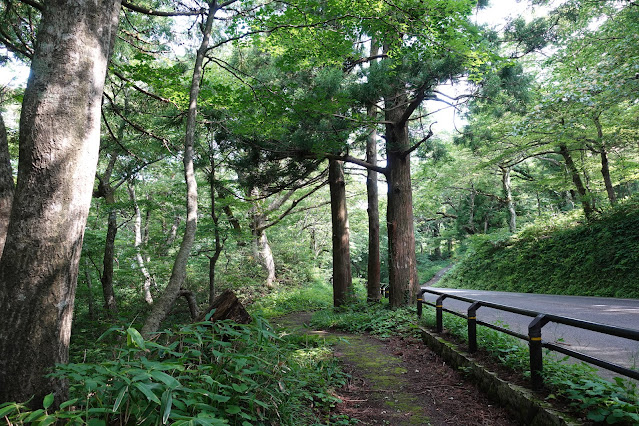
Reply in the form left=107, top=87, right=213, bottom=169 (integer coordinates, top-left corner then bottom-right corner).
left=528, top=314, right=549, bottom=390
left=467, top=302, right=482, bottom=353
left=417, top=290, right=426, bottom=318
left=436, top=295, right=447, bottom=333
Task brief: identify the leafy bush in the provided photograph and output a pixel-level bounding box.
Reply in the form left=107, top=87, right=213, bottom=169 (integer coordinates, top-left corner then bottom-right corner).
left=0, top=316, right=348, bottom=425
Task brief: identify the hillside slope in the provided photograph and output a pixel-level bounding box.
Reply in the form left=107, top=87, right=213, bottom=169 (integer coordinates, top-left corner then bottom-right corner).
left=438, top=200, right=639, bottom=299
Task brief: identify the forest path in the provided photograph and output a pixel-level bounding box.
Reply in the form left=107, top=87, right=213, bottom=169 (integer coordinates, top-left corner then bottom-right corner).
left=273, top=311, right=516, bottom=425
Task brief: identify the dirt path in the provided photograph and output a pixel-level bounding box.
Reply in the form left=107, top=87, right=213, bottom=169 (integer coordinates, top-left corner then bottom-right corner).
left=274, top=312, right=518, bottom=425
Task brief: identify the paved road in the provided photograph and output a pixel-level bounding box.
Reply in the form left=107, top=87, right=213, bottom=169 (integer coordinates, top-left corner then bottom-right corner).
left=420, top=287, right=639, bottom=381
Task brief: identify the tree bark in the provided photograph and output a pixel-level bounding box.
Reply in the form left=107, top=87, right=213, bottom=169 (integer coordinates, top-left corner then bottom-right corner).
left=177, top=289, right=199, bottom=320
left=128, top=182, right=154, bottom=305
left=432, top=223, right=442, bottom=259
left=329, top=159, right=353, bottom=307
left=141, top=4, right=217, bottom=337
left=365, top=100, right=381, bottom=303
left=559, top=143, right=595, bottom=221
left=0, top=112, right=14, bottom=257
left=0, top=0, right=121, bottom=407
left=593, top=115, right=616, bottom=206
left=208, top=145, right=224, bottom=304
left=385, top=93, right=419, bottom=308
left=101, top=207, right=119, bottom=314
left=500, top=165, right=516, bottom=233
left=253, top=227, right=276, bottom=287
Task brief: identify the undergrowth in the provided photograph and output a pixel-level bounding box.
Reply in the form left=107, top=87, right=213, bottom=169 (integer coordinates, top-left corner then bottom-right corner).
left=310, top=300, right=421, bottom=339
left=421, top=310, right=639, bottom=424
left=250, top=279, right=334, bottom=319
left=0, top=315, right=347, bottom=425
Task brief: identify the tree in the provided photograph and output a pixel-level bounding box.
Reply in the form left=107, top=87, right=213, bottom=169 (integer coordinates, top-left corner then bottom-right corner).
left=0, top=0, right=122, bottom=407
left=140, top=1, right=219, bottom=337
left=0, top=111, right=13, bottom=256
left=329, top=159, right=352, bottom=306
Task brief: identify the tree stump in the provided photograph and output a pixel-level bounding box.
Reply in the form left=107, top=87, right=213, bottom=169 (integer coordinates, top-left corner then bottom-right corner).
left=196, top=289, right=251, bottom=324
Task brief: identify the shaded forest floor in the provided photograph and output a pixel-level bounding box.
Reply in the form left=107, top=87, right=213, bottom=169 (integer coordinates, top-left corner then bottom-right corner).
left=275, top=312, right=519, bottom=425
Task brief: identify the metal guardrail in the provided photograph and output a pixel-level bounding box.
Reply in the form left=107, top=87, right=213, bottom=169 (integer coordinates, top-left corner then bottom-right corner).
left=417, top=288, right=639, bottom=389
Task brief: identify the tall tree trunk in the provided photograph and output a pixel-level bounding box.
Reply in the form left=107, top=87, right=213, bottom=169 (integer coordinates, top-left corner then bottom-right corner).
left=593, top=115, right=616, bottom=206
left=253, top=227, right=276, bottom=287
left=559, top=143, right=595, bottom=221
left=216, top=185, right=244, bottom=245
left=141, top=4, right=217, bottom=337
left=329, top=159, right=353, bottom=307
left=500, top=165, right=516, bottom=233
left=0, top=0, right=121, bottom=407
left=432, top=223, right=442, bottom=260
left=208, top=145, right=224, bottom=304
left=385, top=93, right=418, bottom=308
left=0, top=112, right=14, bottom=257
left=128, top=182, right=154, bottom=305
left=467, top=183, right=476, bottom=234
left=365, top=102, right=381, bottom=303
left=248, top=187, right=278, bottom=288
left=101, top=206, right=119, bottom=314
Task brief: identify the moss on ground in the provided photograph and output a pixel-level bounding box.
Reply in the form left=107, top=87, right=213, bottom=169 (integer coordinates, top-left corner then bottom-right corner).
left=333, top=335, right=429, bottom=424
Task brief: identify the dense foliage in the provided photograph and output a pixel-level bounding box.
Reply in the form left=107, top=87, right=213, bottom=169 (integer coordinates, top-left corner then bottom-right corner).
left=0, top=316, right=348, bottom=425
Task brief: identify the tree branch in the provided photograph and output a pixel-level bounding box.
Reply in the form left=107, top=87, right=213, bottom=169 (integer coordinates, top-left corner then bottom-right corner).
left=121, top=1, right=204, bottom=16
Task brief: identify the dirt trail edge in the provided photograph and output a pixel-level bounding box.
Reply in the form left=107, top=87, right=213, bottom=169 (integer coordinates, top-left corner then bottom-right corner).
left=275, top=312, right=518, bottom=425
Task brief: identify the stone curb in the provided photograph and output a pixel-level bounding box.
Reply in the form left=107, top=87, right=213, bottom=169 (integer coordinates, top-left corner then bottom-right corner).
left=419, top=326, right=582, bottom=426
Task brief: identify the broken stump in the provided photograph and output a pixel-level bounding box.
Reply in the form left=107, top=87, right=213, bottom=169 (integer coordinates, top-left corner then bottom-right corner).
left=196, top=289, right=251, bottom=324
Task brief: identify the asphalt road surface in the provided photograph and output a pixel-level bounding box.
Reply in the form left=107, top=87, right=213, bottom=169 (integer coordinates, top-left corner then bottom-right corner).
left=420, top=286, right=639, bottom=381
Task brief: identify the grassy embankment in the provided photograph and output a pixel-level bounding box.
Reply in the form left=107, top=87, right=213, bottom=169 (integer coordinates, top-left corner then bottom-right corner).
left=438, top=197, right=639, bottom=299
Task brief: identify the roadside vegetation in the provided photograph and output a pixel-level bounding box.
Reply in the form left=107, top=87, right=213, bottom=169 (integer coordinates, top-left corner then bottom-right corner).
left=425, top=310, right=639, bottom=425
left=438, top=195, right=639, bottom=298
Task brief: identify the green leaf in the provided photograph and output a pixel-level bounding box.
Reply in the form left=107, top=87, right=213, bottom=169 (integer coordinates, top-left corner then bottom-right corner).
left=127, top=327, right=146, bottom=350
left=24, top=409, right=45, bottom=422
left=210, top=394, right=230, bottom=403
left=113, top=385, right=128, bottom=412
left=0, top=403, right=17, bottom=418
left=134, top=382, right=161, bottom=404
left=232, top=383, right=248, bottom=393
left=39, top=415, right=57, bottom=426
left=59, top=398, right=78, bottom=410
left=42, top=393, right=55, bottom=410
left=150, top=370, right=180, bottom=389
left=161, top=389, right=173, bottom=425
left=225, top=405, right=242, bottom=415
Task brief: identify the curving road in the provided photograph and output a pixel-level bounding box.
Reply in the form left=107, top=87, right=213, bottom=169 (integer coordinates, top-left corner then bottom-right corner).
left=420, top=286, right=639, bottom=381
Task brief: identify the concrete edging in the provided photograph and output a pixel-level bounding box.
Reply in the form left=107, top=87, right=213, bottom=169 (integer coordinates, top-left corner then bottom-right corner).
left=419, top=326, right=581, bottom=425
